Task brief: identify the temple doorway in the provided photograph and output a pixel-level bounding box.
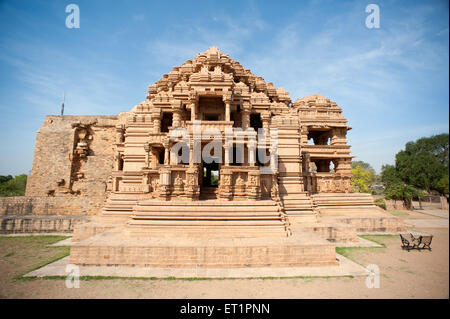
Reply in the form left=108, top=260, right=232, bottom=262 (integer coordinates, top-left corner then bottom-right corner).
left=200, top=161, right=220, bottom=199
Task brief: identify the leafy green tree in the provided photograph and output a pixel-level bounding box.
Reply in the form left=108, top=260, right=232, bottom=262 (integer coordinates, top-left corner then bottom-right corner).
left=351, top=161, right=375, bottom=174
left=0, top=174, right=27, bottom=197
left=380, top=164, right=401, bottom=186
left=0, top=175, right=13, bottom=184
left=395, top=134, right=449, bottom=194
left=351, top=165, right=374, bottom=193
left=435, top=174, right=449, bottom=195
left=384, top=183, right=424, bottom=210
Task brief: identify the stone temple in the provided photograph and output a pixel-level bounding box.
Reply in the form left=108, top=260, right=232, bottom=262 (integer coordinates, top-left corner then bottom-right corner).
left=25, top=47, right=404, bottom=267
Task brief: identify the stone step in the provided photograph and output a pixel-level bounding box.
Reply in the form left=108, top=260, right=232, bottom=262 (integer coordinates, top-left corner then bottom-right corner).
left=132, top=215, right=282, bottom=220
left=133, top=206, right=280, bottom=213
left=115, top=198, right=289, bottom=237
left=125, top=228, right=287, bottom=238
left=102, top=210, right=136, bottom=216
left=136, top=200, right=279, bottom=207
left=128, top=219, right=285, bottom=226
left=132, top=210, right=281, bottom=217
left=284, top=207, right=315, bottom=212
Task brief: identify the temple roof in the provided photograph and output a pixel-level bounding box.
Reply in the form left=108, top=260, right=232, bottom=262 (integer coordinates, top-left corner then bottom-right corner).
left=146, top=47, right=291, bottom=104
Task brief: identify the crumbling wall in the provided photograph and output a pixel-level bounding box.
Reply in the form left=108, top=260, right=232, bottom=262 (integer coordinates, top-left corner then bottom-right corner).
left=0, top=196, right=105, bottom=216
left=18, top=115, right=119, bottom=216
left=26, top=115, right=117, bottom=197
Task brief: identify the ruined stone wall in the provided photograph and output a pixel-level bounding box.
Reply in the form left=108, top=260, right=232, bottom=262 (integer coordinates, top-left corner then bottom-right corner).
left=26, top=115, right=117, bottom=197
left=20, top=115, right=119, bottom=216
left=0, top=196, right=105, bottom=216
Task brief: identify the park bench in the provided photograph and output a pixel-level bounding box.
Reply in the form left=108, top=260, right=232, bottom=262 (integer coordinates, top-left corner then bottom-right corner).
left=400, top=233, right=433, bottom=251
left=419, top=235, right=433, bottom=250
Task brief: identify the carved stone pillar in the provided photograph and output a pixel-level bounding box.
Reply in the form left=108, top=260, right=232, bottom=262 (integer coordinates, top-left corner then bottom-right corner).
left=224, top=140, right=232, bottom=166
left=225, top=102, right=231, bottom=122
left=270, top=148, right=278, bottom=173
left=261, top=111, right=270, bottom=134
left=242, top=101, right=251, bottom=130
left=150, top=148, right=158, bottom=169
left=159, top=167, right=171, bottom=200
left=163, top=139, right=170, bottom=165
left=152, top=108, right=161, bottom=134
left=248, top=140, right=256, bottom=166
left=185, top=166, right=199, bottom=200
left=190, top=103, right=196, bottom=121
left=271, top=173, right=280, bottom=201
left=144, top=144, right=150, bottom=168
left=301, top=126, right=309, bottom=145
left=242, top=110, right=250, bottom=130
left=173, top=111, right=181, bottom=128
left=142, top=172, right=150, bottom=193
left=218, top=169, right=232, bottom=200
left=223, top=92, right=232, bottom=122
left=247, top=170, right=260, bottom=200
left=171, top=100, right=182, bottom=128
left=189, top=91, right=198, bottom=122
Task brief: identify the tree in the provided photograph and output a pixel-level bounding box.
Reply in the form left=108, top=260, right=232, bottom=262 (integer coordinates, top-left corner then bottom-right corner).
left=380, top=164, right=401, bottom=186
left=351, top=165, right=375, bottom=193
left=351, top=160, right=376, bottom=174
left=0, top=175, right=13, bottom=184
left=384, top=183, right=424, bottom=210
left=395, top=134, right=449, bottom=194
left=0, top=174, right=27, bottom=197
left=435, top=174, right=449, bottom=196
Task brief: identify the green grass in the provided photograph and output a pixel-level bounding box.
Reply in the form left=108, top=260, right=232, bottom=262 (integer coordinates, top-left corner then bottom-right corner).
left=335, top=234, right=397, bottom=264
left=387, top=209, right=410, bottom=217
left=0, top=235, right=71, bottom=281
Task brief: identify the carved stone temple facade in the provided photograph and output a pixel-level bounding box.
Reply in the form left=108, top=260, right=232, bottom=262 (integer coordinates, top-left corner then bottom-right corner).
left=25, top=47, right=404, bottom=267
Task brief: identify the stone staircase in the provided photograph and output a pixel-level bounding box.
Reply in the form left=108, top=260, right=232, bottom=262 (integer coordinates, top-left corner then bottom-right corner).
left=72, top=193, right=139, bottom=241
left=199, top=187, right=219, bottom=200
left=126, top=199, right=290, bottom=238
left=279, top=190, right=317, bottom=223
left=311, top=193, right=406, bottom=233
left=100, top=193, right=141, bottom=221
left=311, top=193, right=381, bottom=216
left=272, top=114, right=318, bottom=223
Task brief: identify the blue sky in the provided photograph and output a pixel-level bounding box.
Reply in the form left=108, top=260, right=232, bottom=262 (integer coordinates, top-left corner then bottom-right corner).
left=0, top=0, right=448, bottom=175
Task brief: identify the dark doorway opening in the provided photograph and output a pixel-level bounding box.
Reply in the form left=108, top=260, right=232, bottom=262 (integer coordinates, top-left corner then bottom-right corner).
left=202, top=162, right=219, bottom=187
left=250, top=113, right=262, bottom=130
left=161, top=113, right=173, bottom=133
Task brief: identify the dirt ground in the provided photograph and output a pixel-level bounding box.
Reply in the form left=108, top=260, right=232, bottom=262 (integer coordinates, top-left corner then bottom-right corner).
left=0, top=208, right=448, bottom=299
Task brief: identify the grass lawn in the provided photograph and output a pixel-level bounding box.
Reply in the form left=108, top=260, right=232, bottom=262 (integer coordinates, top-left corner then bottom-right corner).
left=335, top=234, right=395, bottom=264
left=0, top=235, right=70, bottom=282
left=387, top=209, right=410, bottom=217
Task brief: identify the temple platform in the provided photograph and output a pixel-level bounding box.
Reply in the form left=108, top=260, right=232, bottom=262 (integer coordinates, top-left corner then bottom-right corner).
left=69, top=226, right=338, bottom=268
left=312, top=193, right=406, bottom=233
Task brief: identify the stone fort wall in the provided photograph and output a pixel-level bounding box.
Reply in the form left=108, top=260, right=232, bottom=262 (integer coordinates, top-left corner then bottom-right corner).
left=26, top=115, right=118, bottom=199
left=0, top=115, right=121, bottom=218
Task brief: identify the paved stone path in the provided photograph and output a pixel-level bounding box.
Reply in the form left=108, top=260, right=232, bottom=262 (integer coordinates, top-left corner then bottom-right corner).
left=25, top=254, right=368, bottom=279
left=405, top=218, right=449, bottom=228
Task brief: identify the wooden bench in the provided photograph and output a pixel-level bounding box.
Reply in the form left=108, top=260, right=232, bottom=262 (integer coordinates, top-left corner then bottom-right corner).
left=400, top=233, right=433, bottom=251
